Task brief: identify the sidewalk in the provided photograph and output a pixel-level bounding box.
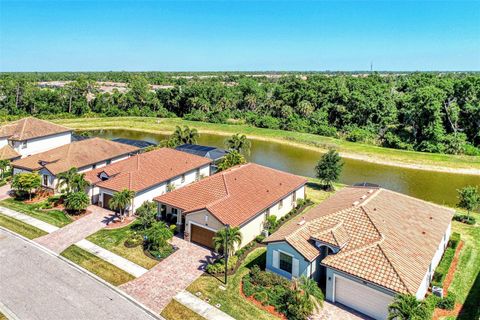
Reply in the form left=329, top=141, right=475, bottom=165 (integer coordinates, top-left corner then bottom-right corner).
left=0, top=205, right=147, bottom=278
left=174, top=290, right=235, bottom=320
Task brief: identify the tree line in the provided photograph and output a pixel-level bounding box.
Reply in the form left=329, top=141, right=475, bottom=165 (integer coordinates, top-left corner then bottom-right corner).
left=1, top=72, right=479, bottom=155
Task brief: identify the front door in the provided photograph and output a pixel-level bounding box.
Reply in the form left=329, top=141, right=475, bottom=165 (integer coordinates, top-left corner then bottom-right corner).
left=102, top=193, right=113, bottom=210
left=43, top=175, right=49, bottom=187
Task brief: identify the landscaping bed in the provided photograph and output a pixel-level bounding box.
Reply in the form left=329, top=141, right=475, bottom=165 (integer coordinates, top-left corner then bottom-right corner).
left=0, top=213, right=47, bottom=239
left=87, top=222, right=159, bottom=269
left=0, top=198, right=72, bottom=227
left=60, top=245, right=135, bottom=286
left=432, top=232, right=461, bottom=287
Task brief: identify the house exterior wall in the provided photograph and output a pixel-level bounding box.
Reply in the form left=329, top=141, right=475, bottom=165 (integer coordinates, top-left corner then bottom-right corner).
left=267, top=186, right=305, bottom=220
left=185, top=209, right=224, bottom=234
left=415, top=222, right=452, bottom=299
left=0, top=138, right=7, bottom=148
left=13, top=131, right=71, bottom=157
left=265, top=241, right=313, bottom=279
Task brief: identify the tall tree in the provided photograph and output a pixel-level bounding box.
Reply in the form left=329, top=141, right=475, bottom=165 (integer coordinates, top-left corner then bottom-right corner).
left=315, top=149, right=343, bottom=190
left=136, top=200, right=157, bottom=230
left=225, top=133, right=251, bottom=155
left=57, top=167, right=88, bottom=194
left=11, top=172, right=41, bottom=200
left=0, top=159, right=10, bottom=179
left=170, top=126, right=199, bottom=146
left=217, top=151, right=246, bottom=171
left=457, top=186, right=480, bottom=222
left=213, top=226, right=242, bottom=256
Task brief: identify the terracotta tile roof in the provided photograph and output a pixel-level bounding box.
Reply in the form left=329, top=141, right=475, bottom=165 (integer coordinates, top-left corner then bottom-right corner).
left=265, top=186, right=454, bottom=295
left=154, top=163, right=307, bottom=227
left=0, top=117, right=71, bottom=141
left=0, top=145, right=20, bottom=161
left=86, top=148, right=212, bottom=192
left=12, top=138, right=139, bottom=175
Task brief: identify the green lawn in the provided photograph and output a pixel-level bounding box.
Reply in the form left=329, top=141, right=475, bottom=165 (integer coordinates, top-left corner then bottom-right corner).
left=0, top=213, right=47, bottom=239
left=0, top=198, right=72, bottom=227
left=60, top=245, right=135, bottom=286
left=86, top=221, right=158, bottom=269
left=187, top=248, right=276, bottom=320
left=53, top=117, right=480, bottom=171
left=446, top=211, right=480, bottom=320
left=161, top=300, right=205, bottom=320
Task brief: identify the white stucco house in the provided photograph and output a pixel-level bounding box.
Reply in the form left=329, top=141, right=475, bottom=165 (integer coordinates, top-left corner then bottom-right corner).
left=85, top=148, right=212, bottom=214
left=11, top=137, right=139, bottom=192
left=0, top=117, right=72, bottom=160
left=154, top=163, right=307, bottom=250
left=264, top=186, right=455, bottom=320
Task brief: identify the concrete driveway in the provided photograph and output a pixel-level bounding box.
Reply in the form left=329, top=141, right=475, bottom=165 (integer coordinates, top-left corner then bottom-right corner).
left=35, top=205, right=115, bottom=253
left=0, top=228, right=159, bottom=320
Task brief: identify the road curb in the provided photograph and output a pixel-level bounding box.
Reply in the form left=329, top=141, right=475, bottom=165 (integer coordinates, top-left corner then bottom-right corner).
left=0, top=226, right=164, bottom=320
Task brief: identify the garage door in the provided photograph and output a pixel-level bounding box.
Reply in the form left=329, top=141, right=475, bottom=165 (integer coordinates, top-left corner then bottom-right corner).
left=334, top=275, right=393, bottom=320
left=190, top=224, right=215, bottom=249
left=102, top=193, right=113, bottom=210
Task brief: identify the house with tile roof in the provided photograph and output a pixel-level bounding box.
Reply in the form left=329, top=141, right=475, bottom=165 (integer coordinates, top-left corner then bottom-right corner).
left=12, top=138, right=139, bottom=191
left=264, top=186, right=454, bottom=320
left=85, top=148, right=212, bottom=214
left=154, top=163, right=307, bottom=250
left=0, top=117, right=73, bottom=159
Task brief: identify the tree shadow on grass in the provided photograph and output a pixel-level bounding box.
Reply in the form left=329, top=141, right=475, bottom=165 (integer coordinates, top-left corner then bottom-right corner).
left=457, top=270, right=480, bottom=320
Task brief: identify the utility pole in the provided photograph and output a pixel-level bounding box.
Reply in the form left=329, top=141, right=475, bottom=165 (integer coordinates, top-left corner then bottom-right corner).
left=224, top=224, right=230, bottom=285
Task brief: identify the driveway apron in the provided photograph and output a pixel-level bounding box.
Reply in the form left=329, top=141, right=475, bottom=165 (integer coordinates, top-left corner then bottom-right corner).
left=120, top=236, right=214, bottom=313
left=35, top=205, right=114, bottom=254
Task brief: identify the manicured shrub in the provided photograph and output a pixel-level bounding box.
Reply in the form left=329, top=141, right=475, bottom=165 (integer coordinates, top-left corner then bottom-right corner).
left=255, top=235, right=265, bottom=243
left=436, top=292, right=456, bottom=310
left=205, top=255, right=238, bottom=274
left=453, top=213, right=476, bottom=225
left=242, top=275, right=255, bottom=297
left=124, top=232, right=143, bottom=248
left=432, top=233, right=461, bottom=287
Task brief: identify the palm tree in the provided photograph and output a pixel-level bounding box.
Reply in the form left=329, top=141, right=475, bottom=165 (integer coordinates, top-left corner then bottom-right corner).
left=225, top=133, right=251, bottom=155
left=64, top=191, right=90, bottom=215
left=387, top=294, right=430, bottom=320
left=217, top=151, right=246, bottom=172
left=171, top=126, right=199, bottom=145
left=297, top=276, right=324, bottom=312
left=109, top=189, right=135, bottom=222
left=56, top=167, right=79, bottom=194
left=213, top=226, right=242, bottom=256
left=0, top=159, right=10, bottom=179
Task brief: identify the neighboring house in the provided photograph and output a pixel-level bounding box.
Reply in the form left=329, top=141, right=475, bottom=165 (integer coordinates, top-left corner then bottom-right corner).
left=264, top=186, right=454, bottom=320
left=0, top=117, right=72, bottom=158
left=85, top=148, right=212, bottom=214
left=175, top=143, right=227, bottom=172
left=155, top=163, right=307, bottom=250
left=12, top=138, right=139, bottom=192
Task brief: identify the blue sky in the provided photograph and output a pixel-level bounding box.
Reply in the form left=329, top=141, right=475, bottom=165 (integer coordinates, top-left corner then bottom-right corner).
left=0, top=1, right=479, bottom=71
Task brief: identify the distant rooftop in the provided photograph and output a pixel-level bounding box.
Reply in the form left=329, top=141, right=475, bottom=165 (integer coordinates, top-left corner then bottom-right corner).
left=175, top=144, right=227, bottom=162
left=112, top=138, right=156, bottom=149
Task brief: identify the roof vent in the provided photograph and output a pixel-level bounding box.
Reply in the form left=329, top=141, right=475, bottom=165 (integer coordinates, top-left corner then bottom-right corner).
left=422, top=231, right=426, bottom=235
left=352, top=201, right=360, bottom=206
left=298, top=217, right=306, bottom=226
left=361, top=195, right=367, bottom=199
left=368, top=189, right=374, bottom=194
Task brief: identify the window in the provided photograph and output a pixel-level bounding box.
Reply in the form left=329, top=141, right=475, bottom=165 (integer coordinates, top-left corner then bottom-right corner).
left=21, top=141, right=27, bottom=149
left=43, top=175, right=49, bottom=186
left=279, top=199, right=283, bottom=209
left=171, top=208, right=178, bottom=216
left=92, top=164, right=96, bottom=169
left=106, top=159, right=111, bottom=165
left=279, top=252, right=293, bottom=273
left=181, top=174, right=185, bottom=183
left=195, top=169, right=200, bottom=180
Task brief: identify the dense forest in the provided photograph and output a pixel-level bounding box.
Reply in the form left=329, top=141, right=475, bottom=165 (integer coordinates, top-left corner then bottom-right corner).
left=0, top=72, right=479, bottom=155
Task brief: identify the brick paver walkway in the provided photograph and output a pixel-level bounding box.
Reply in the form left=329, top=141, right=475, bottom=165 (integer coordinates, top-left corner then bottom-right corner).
left=35, top=205, right=115, bottom=253
left=120, top=237, right=214, bottom=313
left=313, top=301, right=371, bottom=320
left=0, top=184, right=11, bottom=201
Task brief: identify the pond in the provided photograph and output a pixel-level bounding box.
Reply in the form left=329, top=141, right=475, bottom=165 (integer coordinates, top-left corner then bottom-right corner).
left=89, top=129, right=479, bottom=208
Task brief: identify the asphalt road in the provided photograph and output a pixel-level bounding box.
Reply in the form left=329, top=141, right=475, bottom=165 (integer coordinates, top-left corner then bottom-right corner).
left=0, top=229, right=159, bottom=320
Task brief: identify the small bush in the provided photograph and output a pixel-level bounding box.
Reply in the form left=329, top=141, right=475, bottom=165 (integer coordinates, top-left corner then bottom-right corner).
left=253, top=290, right=269, bottom=305
left=453, top=213, right=476, bottom=225
left=242, top=275, right=255, bottom=297
left=432, top=233, right=461, bottom=287
left=436, top=292, right=456, bottom=310
left=449, top=232, right=461, bottom=249
left=255, top=235, right=265, bottom=243
left=205, top=255, right=238, bottom=275
left=124, top=232, right=143, bottom=248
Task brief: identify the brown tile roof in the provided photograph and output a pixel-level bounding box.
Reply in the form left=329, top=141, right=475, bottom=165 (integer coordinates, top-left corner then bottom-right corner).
left=265, top=186, right=455, bottom=295
left=0, top=117, right=71, bottom=141
left=12, top=138, right=139, bottom=175
left=0, top=145, right=20, bottom=161
left=86, top=148, right=212, bottom=192
left=154, top=163, right=307, bottom=227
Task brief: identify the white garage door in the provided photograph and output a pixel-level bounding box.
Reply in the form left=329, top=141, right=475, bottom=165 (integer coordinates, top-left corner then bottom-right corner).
left=334, top=275, right=393, bottom=320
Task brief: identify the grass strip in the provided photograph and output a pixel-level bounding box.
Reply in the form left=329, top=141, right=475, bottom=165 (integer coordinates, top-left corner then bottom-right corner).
left=0, top=198, right=71, bottom=227
left=60, top=245, right=135, bottom=286
left=161, top=300, right=206, bottom=320
left=0, top=213, right=47, bottom=239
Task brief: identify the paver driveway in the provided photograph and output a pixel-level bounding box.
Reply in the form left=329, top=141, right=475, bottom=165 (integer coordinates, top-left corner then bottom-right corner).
left=120, top=236, right=214, bottom=313
left=35, top=205, right=115, bottom=253
left=0, top=184, right=11, bottom=201
left=0, top=228, right=159, bottom=320
left=313, top=301, right=372, bottom=320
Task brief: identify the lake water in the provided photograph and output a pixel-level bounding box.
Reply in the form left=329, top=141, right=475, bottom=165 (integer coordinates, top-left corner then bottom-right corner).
left=89, top=129, right=479, bottom=207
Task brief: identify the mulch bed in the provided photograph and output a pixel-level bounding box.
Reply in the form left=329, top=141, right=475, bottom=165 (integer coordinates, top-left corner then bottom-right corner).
left=432, top=240, right=464, bottom=320
left=67, top=209, right=92, bottom=221
left=104, top=216, right=136, bottom=229
left=239, top=279, right=286, bottom=320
